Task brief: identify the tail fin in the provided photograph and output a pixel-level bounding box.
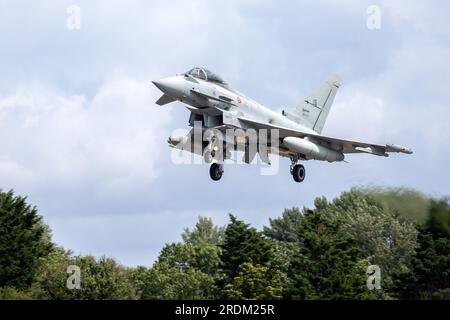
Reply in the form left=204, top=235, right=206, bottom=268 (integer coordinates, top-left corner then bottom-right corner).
left=282, top=75, right=341, bottom=134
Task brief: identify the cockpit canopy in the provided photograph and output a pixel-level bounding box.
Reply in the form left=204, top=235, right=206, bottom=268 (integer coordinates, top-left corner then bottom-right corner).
left=185, top=67, right=226, bottom=84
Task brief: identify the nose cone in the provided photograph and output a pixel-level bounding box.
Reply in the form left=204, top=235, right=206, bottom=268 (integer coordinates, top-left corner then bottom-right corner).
left=152, top=76, right=185, bottom=99
left=152, top=78, right=170, bottom=92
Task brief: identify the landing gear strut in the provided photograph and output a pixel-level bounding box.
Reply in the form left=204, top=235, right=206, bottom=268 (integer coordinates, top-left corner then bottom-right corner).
left=290, top=156, right=305, bottom=183
left=209, top=163, right=224, bottom=181
left=204, top=135, right=222, bottom=164
left=204, top=149, right=215, bottom=163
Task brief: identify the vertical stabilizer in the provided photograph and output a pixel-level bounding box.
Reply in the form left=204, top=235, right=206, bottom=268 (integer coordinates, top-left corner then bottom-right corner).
left=282, top=75, right=340, bottom=134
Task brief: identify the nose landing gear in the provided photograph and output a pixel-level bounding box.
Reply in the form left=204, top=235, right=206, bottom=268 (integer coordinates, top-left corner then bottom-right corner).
left=203, top=135, right=222, bottom=164
left=204, top=149, right=215, bottom=163
left=209, top=163, right=224, bottom=181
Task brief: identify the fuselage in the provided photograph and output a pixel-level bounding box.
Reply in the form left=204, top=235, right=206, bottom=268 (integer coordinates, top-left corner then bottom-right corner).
left=153, top=74, right=317, bottom=136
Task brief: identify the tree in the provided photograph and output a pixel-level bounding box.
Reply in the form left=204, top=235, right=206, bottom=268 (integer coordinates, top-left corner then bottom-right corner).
left=220, top=214, right=271, bottom=281
left=393, top=200, right=450, bottom=299
left=316, top=192, right=418, bottom=283
left=157, top=242, right=221, bottom=277
left=224, top=262, right=283, bottom=300
left=432, top=288, right=450, bottom=300
left=0, top=286, right=32, bottom=300
left=30, top=248, right=138, bottom=299
left=144, top=263, right=215, bottom=299
left=269, top=240, right=300, bottom=284
left=354, top=186, right=430, bottom=223
left=285, top=209, right=376, bottom=299
left=141, top=242, right=221, bottom=299
left=127, top=265, right=152, bottom=299
left=0, top=190, right=53, bottom=290
left=182, top=216, right=225, bottom=245
left=263, top=207, right=303, bottom=242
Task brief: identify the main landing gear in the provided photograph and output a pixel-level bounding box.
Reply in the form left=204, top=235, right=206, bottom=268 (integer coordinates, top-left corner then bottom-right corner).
left=208, top=152, right=306, bottom=183
left=209, top=163, right=224, bottom=181
left=290, top=156, right=305, bottom=183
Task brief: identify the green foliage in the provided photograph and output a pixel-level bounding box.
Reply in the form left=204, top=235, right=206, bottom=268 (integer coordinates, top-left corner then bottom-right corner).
left=2, top=187, right=448, bottom=300
left=139, top=215, right=228, bottom=299
left=157, top=242, right=221, bottom=276
left=269, top=240, right=300, bottom=278
left=393, top=200, right=450, bottom=300
left=316, top=191, right=418, bottom=282
left=427, top=199, right=450, bottom=237
left=432, top=288, right=450, bottom=300
left=0, top=286, right=33, bottom=300
left=354, top=186, right=430, bottom=223
left=30, top=248, right=138, bottom=299
left=0, top=190, right=53, bottom=290
left=224, top=262, right=283, bottom=300
left=144, top=263, right=215, bottom=299
left=182, top=216, right=225, bottom=245
left=263, top=207, right=303, bottom=242
left=220, top=214, right=271, bottom=281
left=285, top=209, right=373, bottom=299
left=127, top=265, right=152, bottom=299
left=140, top=242, right=221, bottom=299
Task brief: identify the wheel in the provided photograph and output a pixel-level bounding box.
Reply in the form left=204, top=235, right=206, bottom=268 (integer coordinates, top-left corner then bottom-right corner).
left=209, top=163, right=223, bottom=181
left=292, top=164, right=305, bottom=183
left=204, top=149, right=215, bottom=163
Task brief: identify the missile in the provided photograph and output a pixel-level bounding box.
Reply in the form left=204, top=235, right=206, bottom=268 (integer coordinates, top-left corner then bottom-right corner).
left=282, top=137, right=345, bottom=162
left=387, top=144, right=413, bottom=154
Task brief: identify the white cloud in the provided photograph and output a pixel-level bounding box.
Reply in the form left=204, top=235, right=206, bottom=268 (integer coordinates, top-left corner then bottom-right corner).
left=1, top=0, right=450, bottom=266
left=0, top=74, right=172, bottom=194
left=326, top=40, right=450, bottom=154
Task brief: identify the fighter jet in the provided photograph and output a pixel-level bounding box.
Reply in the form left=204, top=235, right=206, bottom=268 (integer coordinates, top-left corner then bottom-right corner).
left=152, top=67, right=412, bottom=182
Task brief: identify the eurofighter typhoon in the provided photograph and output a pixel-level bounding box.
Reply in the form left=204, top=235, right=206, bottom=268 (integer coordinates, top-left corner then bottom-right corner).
left=153, top=67, right=412, bottom=182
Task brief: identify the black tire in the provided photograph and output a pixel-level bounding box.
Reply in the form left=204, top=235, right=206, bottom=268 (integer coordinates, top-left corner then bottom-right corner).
left=209, top=163, right=223, bottom=181
left=292, top=164, right=305, bottom=183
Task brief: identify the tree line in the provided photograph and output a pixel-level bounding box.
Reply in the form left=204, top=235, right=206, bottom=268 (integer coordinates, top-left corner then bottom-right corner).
left=0, top=187, right=449, bottom=300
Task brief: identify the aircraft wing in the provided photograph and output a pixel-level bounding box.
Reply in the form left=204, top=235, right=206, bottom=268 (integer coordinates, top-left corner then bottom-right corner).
left=238, top=117, right=413, bottom=156
left=307, top=134, right=413, bottom=156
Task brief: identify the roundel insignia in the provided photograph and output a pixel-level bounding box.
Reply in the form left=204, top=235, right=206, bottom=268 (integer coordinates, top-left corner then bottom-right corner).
left=237, top=96, right=242, bottom=104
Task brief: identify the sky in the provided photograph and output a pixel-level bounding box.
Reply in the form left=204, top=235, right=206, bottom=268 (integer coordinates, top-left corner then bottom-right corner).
left=1, top=0, right=449, bottom=266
